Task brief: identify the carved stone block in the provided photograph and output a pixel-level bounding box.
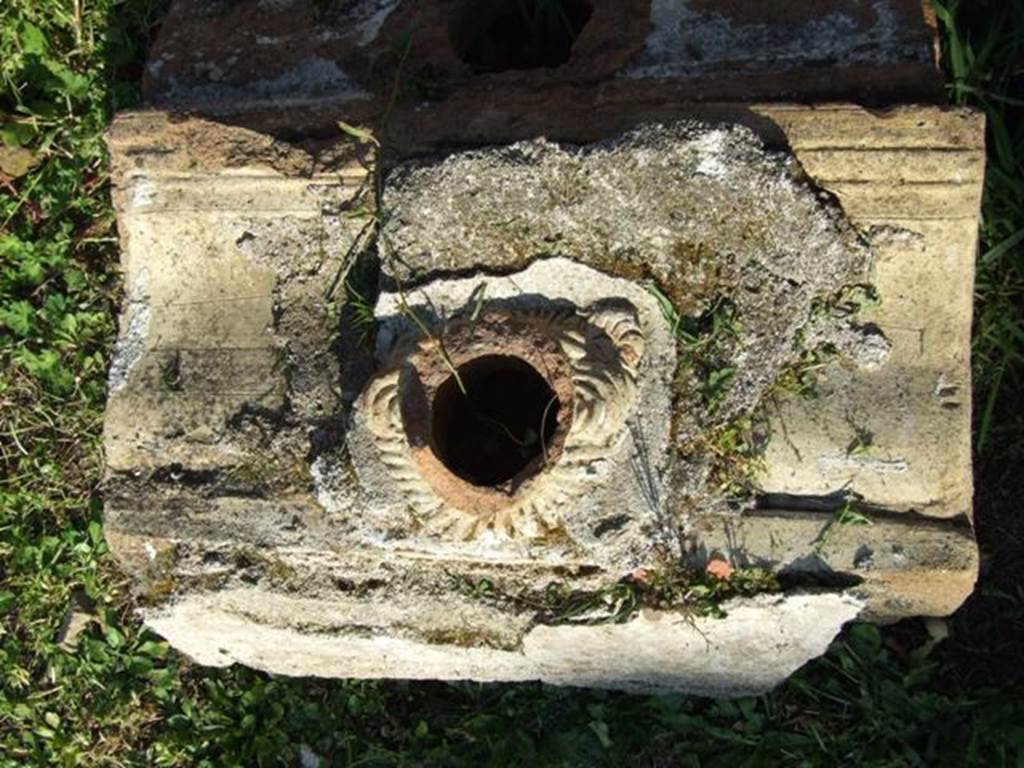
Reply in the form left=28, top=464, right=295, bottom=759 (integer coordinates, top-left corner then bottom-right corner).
left=103, top=0, right=983, bottom=694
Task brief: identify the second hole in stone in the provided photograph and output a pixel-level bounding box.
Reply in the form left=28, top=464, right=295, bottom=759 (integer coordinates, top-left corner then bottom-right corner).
left=451, top=0, right=593, bottom=73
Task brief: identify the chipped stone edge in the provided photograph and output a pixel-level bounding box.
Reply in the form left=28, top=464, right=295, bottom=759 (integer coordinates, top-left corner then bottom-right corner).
left=145, top=590, right=864, bottom=696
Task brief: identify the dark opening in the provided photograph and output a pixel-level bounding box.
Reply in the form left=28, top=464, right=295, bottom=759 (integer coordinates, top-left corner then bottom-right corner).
left=451, top=0, right=593, bottom=73
left=431, top=355, right=560, bottom=487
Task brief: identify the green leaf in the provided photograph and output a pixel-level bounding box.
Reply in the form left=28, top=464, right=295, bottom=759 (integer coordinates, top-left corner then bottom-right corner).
left=45, top=63, right=91, bottom=100
left=104, top=625, right=125, bottom=649
left=708, top=368, right=735, bottom=388
left=14, top=348, right=74, bottom=393
left=59, top=311, right=78, bottom=335
left=20, top=258, right=46, bottom=285
left=0, top=300, right=35, bottom=336
left=21, top=22, right=48, bottom=56
left=88, top=520, right=103, bottom=546
left=469, top=281, right=488, bottom=320
left=588, top=720, right=612, bottom=748
left=982, top=227, right=1024, bottom=266
left=138, top=640, right=169, bottom=659
left=0, top=121, right=38, bottom=147
left=337, top=121, right=379, bottom=147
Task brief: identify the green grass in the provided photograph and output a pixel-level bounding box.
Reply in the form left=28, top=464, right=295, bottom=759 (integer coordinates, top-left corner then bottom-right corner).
left=1, top=1, right=1023, bottom=765
left=454, top=565, right=780, bottom=626
left=934, top=0, right=1024, bottom=458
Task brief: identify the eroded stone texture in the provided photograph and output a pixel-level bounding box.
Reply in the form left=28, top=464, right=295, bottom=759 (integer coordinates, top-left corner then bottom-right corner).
left=382, top=123, right=880, bottom=519
left=749, top=108, right=984, bottom=522
left=337, top=259, right=677, bottom=566
left=688, top=510, right=979, bottom=621
left=104, top=0, right=983, bottom=692
left=625, top=0, right=935, bottom=79
left=147, top=588, right=864, bottom=695
left=145, top=0, right=399, bottom=112
left=104, top=105, right=982, bottom=694
left=144, top=0, right=942, bottom=139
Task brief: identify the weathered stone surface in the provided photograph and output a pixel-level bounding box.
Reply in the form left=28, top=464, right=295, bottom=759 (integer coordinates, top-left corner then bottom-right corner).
left=144, top=0, right=942, bottom=139
left=145, top=0, right=398, bottom=112
left=624, top=0, right=936, bottom=80
left=339, top=258, right=677, bottom=566
left=688, top=510, right=978, bottom=622
left=103, top=0, right=983, bottom=695
left=104, top=105, right=982, bottom=694
left=147, top=588, right=863, bottom=695
left=103, top=114, right=368, bottom=519
left=751, top=107, right=983, bottom=523
left=382, top=124, right=878, bottom=517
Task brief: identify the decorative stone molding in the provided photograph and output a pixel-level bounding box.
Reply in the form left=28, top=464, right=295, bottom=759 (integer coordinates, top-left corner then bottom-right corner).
left=355, top=302, right=646, bottom=541
left=102, top=0, right=983, bottom=693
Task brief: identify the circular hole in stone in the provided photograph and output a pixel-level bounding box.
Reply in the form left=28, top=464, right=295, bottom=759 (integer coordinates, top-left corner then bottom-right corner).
left=450, top=0, right=593, bottom=73
left=431, top=354, right=561, bottom=487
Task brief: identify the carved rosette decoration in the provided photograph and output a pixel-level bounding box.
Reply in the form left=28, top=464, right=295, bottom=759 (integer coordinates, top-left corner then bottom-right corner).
left=355, top=302, right=646, bottom=541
